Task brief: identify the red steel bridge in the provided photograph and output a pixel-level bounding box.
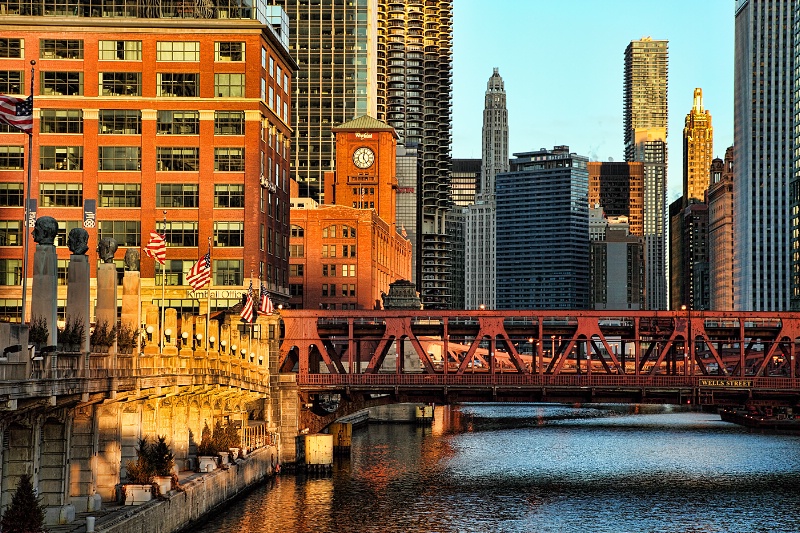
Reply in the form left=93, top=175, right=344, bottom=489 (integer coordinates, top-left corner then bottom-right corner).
left=278, top=309, right=800, bottom=409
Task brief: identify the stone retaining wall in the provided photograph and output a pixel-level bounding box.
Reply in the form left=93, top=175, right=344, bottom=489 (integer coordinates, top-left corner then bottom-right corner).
left=96, top=446, right=277, bottom=533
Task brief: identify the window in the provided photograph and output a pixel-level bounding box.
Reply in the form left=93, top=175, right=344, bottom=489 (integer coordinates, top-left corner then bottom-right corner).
left=289, top=244, right=304, bottom=258
left=157, top=73, right=198, bottom=97
left=157, top=147, right=198, bottom=171
left=214, top=148, right=244, bottom=171
left=156, top=183, right=198, bottom=207
left=345, top=284, right=356, bottom=297
left=40, top=39, right=83, bottom=59
left=268, top=86, right=274, bottom=108
left=57, top=259, right=69, bottom=286
left=0, top=147, right=24, bottom=170
left=155, top=260, right=187, bottom=286
left=322, top=264, right=336, bottom=277
left=156, top=41, right=199, bottom=61
left=342, top=225, right=356, bottom=238
left=214, top=221, right=244, bottom=247
left=99, top=183, right=141, bottom=207
left=0, top=71, right=22, bottom=94
left=0, top=39, right=23, bottom=59
left=214, top=184, right=244, bottom=208
left=0, top=221, right=22, bottom=246
left=322, top=284, right=336, bottom=297
left=40, top=147, right=83, bottom=171
left=214, top=111, right=244, bottom=135
left=157, top=111, right=199, bottom=135
left=215, top=42, right=245, bottom=61
left=322, top=225, right=336, bottom=238
left=0, top=259, right=21, bottom=285
left=40, top=182, right=82, bottom=207
left=289, top=264, right=303, bottom=277
left=341, top=265, right=356, bottom=277
left=0, top=183, right=23, bottom=206
left=290, top=224, right=304, bottom=238
left=98, top=40, right=142, bottom=61
left=342, top=245, right=356, bottom=258
left=99, top=72, right=141, bottom=96
left=321, top=245, right=336, bottom=258
left=163, top=221, right=197, bottom=247
left=40, top=109, right=82, bottom=134
left=98, top=220, right=141, bottom=246
left=98, top=110, right=141, bottom=134
left=41, top=71, right=83, bottom=95
left=289, top=284, right=303, bottom=297
left=214, top=259, right=242, bottom=286
left=55, top=220, right=82, bottom=246
left=214, top=73, right=244, bottom=97
left=98, top=146, right=140, bottom=171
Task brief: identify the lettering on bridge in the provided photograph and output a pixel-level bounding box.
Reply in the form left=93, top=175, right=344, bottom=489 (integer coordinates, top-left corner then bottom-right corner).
left=699, top=379, right=753, bottom=388
left=187, top=289, right=243, bottom=300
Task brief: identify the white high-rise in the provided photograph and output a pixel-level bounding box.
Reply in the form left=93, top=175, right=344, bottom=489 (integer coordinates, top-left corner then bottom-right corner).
left=624, top=38, right=668, bottom=310
left=465, top=68, right=508, bottom=309
left=734, top=0, right=794, bottom=311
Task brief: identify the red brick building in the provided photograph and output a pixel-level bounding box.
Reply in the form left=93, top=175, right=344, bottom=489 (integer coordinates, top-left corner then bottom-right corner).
left=0, top=6, right=295, bottom=321
left=289, top=116, right=412, bottom=310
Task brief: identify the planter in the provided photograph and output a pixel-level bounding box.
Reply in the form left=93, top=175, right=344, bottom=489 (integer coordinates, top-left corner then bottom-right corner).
left=218, top=452, right=230, bottom=465
left=122, top=484, right=153, bottom=506
left=197, top=456, right=217, bottom=472
left=229, top=447, right=240, bottom=461
left=153, top=475, right=172, bottom=496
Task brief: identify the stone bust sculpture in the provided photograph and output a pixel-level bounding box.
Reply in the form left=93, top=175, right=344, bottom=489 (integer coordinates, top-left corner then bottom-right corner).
left=124, top=248, right=140, bottom=271
left=97, top=237, right=118, bottom=264
left=32, top=216, right=58, bottom=245
left=67, top=227, right=89, bottom=255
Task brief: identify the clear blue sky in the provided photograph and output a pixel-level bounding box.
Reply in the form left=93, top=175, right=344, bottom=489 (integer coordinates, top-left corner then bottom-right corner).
left=452, top=0, right=734, bottom=204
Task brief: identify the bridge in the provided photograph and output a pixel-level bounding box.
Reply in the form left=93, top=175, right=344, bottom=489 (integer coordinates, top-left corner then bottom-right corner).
left=279, top=309, right=800, bottom=410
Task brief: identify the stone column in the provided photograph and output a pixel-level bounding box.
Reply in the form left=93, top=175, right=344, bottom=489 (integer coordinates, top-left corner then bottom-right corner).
left=66, top=254, right=90, bottom=353
left=95, top=264, right=117, bottom=332
left=31, top=243, right=58, bottom=347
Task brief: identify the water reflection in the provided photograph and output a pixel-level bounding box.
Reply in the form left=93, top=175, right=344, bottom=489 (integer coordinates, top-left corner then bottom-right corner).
left=194, top=404, right=800, bottom=533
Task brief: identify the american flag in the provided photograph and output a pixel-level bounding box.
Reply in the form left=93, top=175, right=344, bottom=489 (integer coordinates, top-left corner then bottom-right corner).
left=143, top=232, right=166, bottom=264
left=258, top=283, right=274, bottom=315
left=0, top=94, right=33, bottom=133
left=186, top=251, right=211, bottom=290
left=240, top=280, right=254, bottom=323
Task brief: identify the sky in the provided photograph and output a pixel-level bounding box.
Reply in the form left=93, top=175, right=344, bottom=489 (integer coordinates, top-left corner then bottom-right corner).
left=452, top=0, right=735, bottom=204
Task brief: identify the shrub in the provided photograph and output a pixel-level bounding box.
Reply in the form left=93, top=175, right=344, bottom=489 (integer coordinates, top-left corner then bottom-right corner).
left=197, top=422, right=217, bottom=456
left=64, top=317, right=85, bottom=347
left=0, top=474, right=46, bottom=533
left=28, top=316, right=48, bottom=346
left=116, top=323, right=136, bottom=352
left=90, top=320, right=116, bottom=348
left=126, top=436, right=175, bottom=483
left=150, top=435, right=175, bottom=477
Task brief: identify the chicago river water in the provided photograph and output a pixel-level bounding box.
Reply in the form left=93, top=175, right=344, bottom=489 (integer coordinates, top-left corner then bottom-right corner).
left=195, top=404, right=800, bottom=533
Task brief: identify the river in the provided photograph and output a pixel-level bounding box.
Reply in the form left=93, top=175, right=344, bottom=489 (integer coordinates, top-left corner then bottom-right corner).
left=194, top=404, right=800, bottom=533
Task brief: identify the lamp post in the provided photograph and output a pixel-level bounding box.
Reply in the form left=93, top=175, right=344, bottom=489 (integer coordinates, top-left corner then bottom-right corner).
left=681, top=304, right=690, bottom=376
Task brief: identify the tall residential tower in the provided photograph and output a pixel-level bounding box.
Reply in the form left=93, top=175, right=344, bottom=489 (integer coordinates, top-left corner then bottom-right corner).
left=624, top=37, right=669, bottom=310
left=465, top=68, right=508, bottom=309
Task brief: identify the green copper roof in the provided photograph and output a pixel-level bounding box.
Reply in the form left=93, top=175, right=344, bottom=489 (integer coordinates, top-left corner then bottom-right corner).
left=332, top=115, right=398, bottom=137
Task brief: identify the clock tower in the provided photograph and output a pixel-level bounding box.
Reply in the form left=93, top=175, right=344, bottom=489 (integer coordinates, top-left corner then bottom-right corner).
left=325, top=115, right=399, bottom=229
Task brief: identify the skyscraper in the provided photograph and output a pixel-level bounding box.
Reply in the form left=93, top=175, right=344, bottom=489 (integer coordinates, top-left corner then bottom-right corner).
left=495, top=146, right=589, bottom=310
left=735, top=0, right=794, bottom=310
left=683, top=88, right=713, bottom=203
left=465, top=68, right=508, bottom=309
left=624, top=37, right=668, bottom=310
left=708, top=147, right=735, bottom=310
left=280, top=0, right=452, bottom=309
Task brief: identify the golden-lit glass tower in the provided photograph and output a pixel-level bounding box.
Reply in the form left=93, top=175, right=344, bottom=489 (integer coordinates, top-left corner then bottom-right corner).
left=683, top=88, right=713, bottom=203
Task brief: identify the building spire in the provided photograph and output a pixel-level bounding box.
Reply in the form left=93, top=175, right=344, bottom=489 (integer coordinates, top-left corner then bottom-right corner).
left=693, top=88, right=703, bottom=112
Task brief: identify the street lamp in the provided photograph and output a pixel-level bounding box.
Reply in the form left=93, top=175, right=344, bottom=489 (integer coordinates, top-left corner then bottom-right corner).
left=181, top=331, right=189, bottom=348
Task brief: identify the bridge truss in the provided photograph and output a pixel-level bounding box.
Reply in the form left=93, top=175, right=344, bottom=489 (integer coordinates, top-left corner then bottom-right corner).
left=279, top=310, right=800, bottom=406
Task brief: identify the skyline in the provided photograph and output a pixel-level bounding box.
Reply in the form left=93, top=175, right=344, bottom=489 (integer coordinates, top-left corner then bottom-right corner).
left=452, top=0, right=734, bottom=204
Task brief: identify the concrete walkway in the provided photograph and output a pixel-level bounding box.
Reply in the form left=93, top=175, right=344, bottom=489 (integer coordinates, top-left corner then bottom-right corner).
left=47, top=468, right=215, bottom=533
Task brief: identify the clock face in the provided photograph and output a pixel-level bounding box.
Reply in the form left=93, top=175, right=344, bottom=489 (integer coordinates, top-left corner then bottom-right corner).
left=353, top=147, right=375, bottom=169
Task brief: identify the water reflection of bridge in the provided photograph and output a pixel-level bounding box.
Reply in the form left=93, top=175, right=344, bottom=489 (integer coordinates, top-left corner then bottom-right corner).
left=279, top=310, right=800, bottom=406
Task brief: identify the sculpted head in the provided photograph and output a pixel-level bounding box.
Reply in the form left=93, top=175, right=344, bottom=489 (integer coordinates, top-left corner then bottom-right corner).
left=97, top=237, right=118, bottom=264
left=124, top=248, right=140, bottom=271
left=67, top=227, right=89, bottom=255
left=32, top=216, right=58, bottom=245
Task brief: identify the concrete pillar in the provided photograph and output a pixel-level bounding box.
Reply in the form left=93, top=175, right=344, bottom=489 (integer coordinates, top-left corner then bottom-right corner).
left=66, top=254, right=91, bottom=353
left=31, top=243, right=58, bottom=347
left=95, top=263, right=117, bottom=332
left=121, top=271, right=140, bottom=332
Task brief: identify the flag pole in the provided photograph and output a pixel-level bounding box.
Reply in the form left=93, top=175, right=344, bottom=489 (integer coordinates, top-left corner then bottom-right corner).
left=160, top=210, right=166, bottom=353
left=21, top=60, right=35, bottom=324
left=248, top=268, right=253, bottom=359
left=206, top=236, right=211, bottom=353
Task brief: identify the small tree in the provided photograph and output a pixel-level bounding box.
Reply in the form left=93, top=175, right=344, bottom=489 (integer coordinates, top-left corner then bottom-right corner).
left=28, top=316, right=48, bottom=346
left=90, top=321, right=115, bottom=350
left=197, top=422, right=217, bottom=456
left=64, top=317, right=85, bottom=349
left=0, top=474, right=46, bottom=533
left=116, top=323, right=136, bottom=353
left=223, top=423, right=240, bottom=450
left=125, top=437, right=154, bottom=485
left=150, top=436, right=175, bottom=477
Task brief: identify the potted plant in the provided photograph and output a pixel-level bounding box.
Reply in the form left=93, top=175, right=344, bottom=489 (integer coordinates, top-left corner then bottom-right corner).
left=28, top=316, right=48, bottom=351
left=150, top=435, right=175, bottom=496
left=90, top=321, right=115, bottom=354
left=116, top=323, right=136, bottom=355
left=213, top=421, right=231, bottom=465
left=196, top=422, right=218, bottom=472
left=122, top=437, right=155, bottom=505
left=224, top=423, right=241, bottom=460
left=60, top=317, right=84, bottom=352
